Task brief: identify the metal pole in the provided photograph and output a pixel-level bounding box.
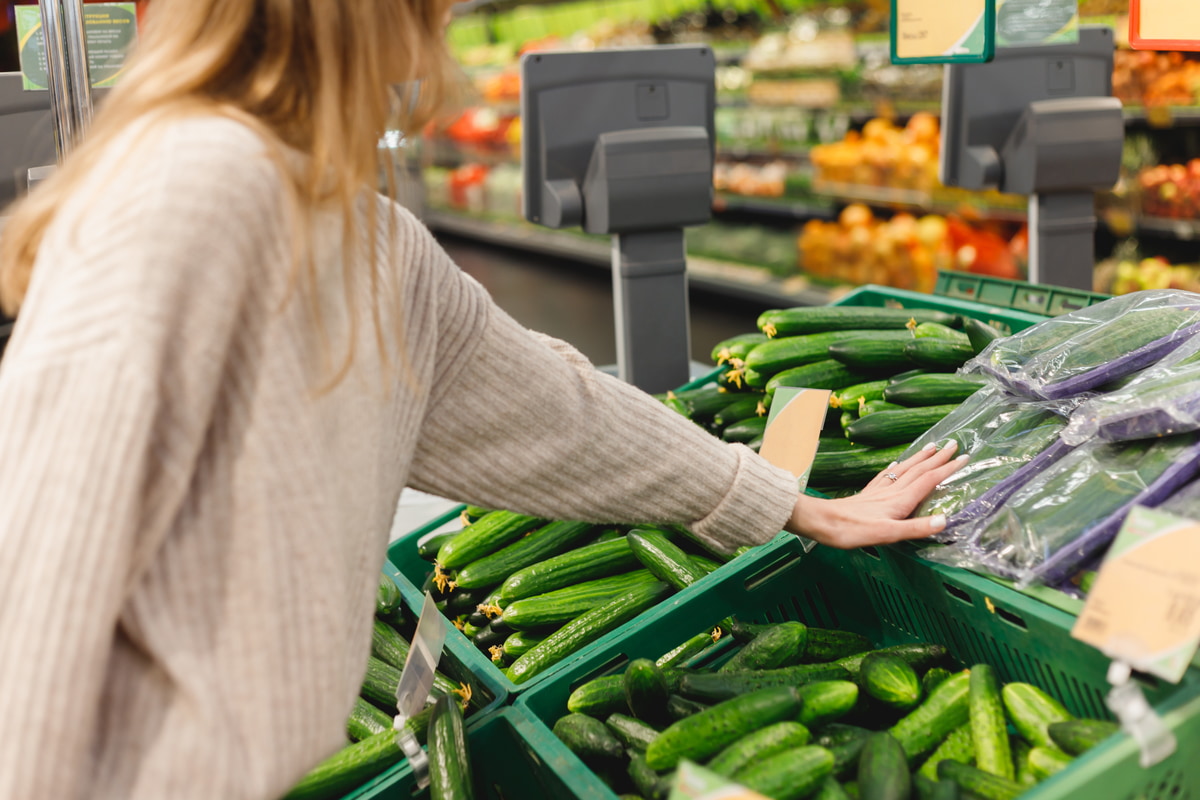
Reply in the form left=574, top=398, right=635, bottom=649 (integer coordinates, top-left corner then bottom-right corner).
left=37, top=0, right=94, bottom=159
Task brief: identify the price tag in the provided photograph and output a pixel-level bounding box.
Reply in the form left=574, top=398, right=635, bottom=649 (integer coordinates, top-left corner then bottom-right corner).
left=1131, top=0, right=1200, bottom=52
left=758, top=387, right=831, bottom=494
left=669, top=760, right=771, bottom=800
left=393, top=592, right=448, bottom=790
left=1072, top=505, right=1200, bottom=684
left=996, top=0, right=1079, bottom=48
left=890, top=0, right=995, bottom=64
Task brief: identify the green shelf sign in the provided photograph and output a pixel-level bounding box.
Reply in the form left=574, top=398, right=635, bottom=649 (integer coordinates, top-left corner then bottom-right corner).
left=16, top=3, right=139, bottom=92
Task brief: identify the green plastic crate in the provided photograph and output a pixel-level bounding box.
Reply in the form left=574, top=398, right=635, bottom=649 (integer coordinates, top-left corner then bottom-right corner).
left=838, top=283, right=1049, bottom=335
left=385, top=508, right=803, bottom=697
left=934, top=271, right=1111, bottom=318
left=515, top=543, right=1200, bottom=800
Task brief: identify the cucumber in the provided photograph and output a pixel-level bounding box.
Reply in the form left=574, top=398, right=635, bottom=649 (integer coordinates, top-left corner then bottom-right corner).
left=497, top=537, right=639, bottom=605
left=884, top=374, right=988, bottom=407
left=661, top=395, right=689, bottom=417
left=690, top=555, right=722, bottom=576
left=1000, top=683, right=1072, bottom=750
left=888, top=670, right=971, bottom=762
left=922, top=668, right=953, bottom=696
left=911, top=321, right=969, bottom=342
left=707, top=720, right=812, bottom=777
left=733, top=745, right=836, bottom=800
left=797, top=680, right=860, bottom=728
left=745, top=330, right=885, bottom=374
left=903, top=338, right=975, bottom=370
left=1012, top=739, right=1036, bottom=788
left=832, top=380, right=891, bottom=411
left=679, top=663, right=850, bottom=702
left=502, top=630, right=544, bottom=660
left=460, top=505, right=492, bottom=524
left=814, top=776, right=852, bottom=800
left=963, top=318, right=1004, bottom=355
left=346, top=696, right=392, bottom=742
left=809, top=445, right=910, bottom=487
left=722, top=415, right=769, bottom=443
left=667, top=693, right=709, bottom=721
left=757, top=307, right=958, bottom=338
left=283, top=729, right=406, bottom=800
left=713, top=396, right=767, bottom=431
left=436, top=510, right=545, bottom=569
left=860, top=653, right=922, bottom=711
left=969, top=665, right=1013, bottom=779
left=625, top=658, right=670, bottom=726
left=712, top=332, right=770, bottom=365
left=742, top=366, right=769, bottom=390
left=859, top=400, right=907, bottom=417
left=658, top=631, right=717, bottom=669
left=718, top=621, right=808, bottom=672
left=444, top=586, right=496, bottom=616
left=501, top=570, right=659, bottom=630
left=1047, top=719, right=1120, bottom=756
left=672, top=385, right=735, bottom=421
left=360, top=656, right=405, bottom=711
left=568, top=674, right=628, bottom=717
left=627, top=528, right=707, bottom=591
left=627, top=750, right=662, bottom=800
left=917, top=722, right=974, bottom=781
left=845, top=405, right=959, bottom=448
left=553, top=712, right=625, bottom=761
left=508, top=581, right=672, bottom=684
left=455, top=519, right=596, bottom=589
left=889, top=368, right=930, bottom=383
left=828, top=336, right=917, bottom=372
left=1028, top=746, right=1074, bottom=781
left=606, top=713, right=661, bottom=752
left=471, top=620, right=508, bottom=650
left=937, top=761, right=1023, bottom=800
left=839, top=644, right=948, bottom=680
left=418, top=529, right=461, bottom=561
left=428, top=694, right=474, bottom=800
left=370, top=619, right=411, bottom=672
left=857, top=732, right=911, bottom=800
left=766, top=360, right=872, bottom=400
left=644, top=685, right=803, bottom=770
left=376, top=575, right=404, bottom=618
left=817, top=724, right=872, bottom=779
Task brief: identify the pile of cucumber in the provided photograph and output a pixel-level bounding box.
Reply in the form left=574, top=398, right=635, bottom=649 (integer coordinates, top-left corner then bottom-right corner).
left=667, top=305, right=1002, bottom=495
left=554, top=620, right=1117, bottom=800
left=283, top=576, right=485, bottom=800
left=417, top=509, right=745, bottom=685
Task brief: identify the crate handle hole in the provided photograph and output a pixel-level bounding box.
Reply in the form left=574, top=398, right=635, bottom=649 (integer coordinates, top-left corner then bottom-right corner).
left=943, top=583, right=973, bottom=605
left=744, top=553, right=804, bottom=591
left=995, top=607, right=1028, bottom=630
left=860, top=546, right=881, bottom=561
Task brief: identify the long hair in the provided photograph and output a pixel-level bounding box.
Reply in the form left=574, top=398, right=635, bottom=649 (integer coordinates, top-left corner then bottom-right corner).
left=0, top=0, right=461, bottom=385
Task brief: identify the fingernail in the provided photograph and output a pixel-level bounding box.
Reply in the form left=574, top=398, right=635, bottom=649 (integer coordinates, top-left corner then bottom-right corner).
left=929, top=514, right=947, bottom=531
left=921, top=442, right=937, bottom=451
left=956, top=453, right=970, bottom=462
left=886, top=461, right=898, bottom=469
left=941, top=439, right=958, bottom=452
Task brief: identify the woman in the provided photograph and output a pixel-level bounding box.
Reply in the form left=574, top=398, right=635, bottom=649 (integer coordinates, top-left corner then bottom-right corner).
left=0, top=2, right=964, bottom=798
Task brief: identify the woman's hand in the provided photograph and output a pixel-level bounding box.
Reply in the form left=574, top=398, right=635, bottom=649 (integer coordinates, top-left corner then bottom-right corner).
left=784, top=440, right=968, bottom=549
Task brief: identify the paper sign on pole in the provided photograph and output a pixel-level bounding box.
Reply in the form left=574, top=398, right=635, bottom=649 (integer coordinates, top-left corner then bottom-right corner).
left=890, top=0, right=995, bottom=64
left=1130, top=0, right=1200, bottom=52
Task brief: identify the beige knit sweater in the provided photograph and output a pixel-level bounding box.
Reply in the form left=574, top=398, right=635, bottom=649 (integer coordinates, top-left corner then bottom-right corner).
left=0, top=117, right=799, bottom=800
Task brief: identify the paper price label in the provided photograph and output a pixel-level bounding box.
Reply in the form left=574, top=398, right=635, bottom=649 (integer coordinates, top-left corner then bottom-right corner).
left=890, top=0, right=995, bottom=64
left=1072, top=505, right=1200, bottom=683
left=395, top=591, right=448, bottom=719
left=1131, top=0, right=1200, bottom=52
left=669, top=760, right=771, bottom=800
left=758, top=387, right=831, bottom=493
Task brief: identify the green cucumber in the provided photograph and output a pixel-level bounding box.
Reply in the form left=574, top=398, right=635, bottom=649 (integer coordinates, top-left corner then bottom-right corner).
left=661, top=395, right=689, bottom=417
left=568, top=675, right=628, bottom=717
left=497, top=537, right=639, bottom=605
left=360, top=656, right=405, bottom=711
left=733, top=745, right=836, bottom=800
left=742, top=366, right=770, bottom=390
left=644, top=685, right=803, bottom=770
left=917, top=722, right=974, bottom=781
left=839, top=644, right=948, bottom=680
left=658, top=631, right=717, bottom=669
left=553, top=712, right=625, bottom=761
left=283, top=729, right=406, bottom=800
left=418, top=529, right=462, bottom=561
left=707, top=720, right=812, bottom=777
left=857, top=732, right=911, bottom=800
left=502, top=630, right=544, bottom=660
left=814, top=776, right=852, bottom=800
left=757, top=307, right=958, bottom=338
left=745, top=330, right=885, bottom=374
left=1047, top=719, right=1120, bottom=756
left=501, top=570, right=659, bottom=630
left=718, top=621, right=808, bottom=672
left=817, top=724, right=873, bottom=779
left=962, top=318, right=1004, bottom=355
left=722, top=415, right=769, bottom=443
left=428, top=694, right=473, bottom=800
left=922, top=668, right=953, bottom=696
left=370, top=619, right=411, bottom=672
left=884, top=374, right=988, bottom=407
left=845, top=405, right=959, bottom=448
left=627, top=750, right=662, bottom=800
left=436, top=510, right=545, bottom=569
left=969, top=665, right=1013, bottom=779
left=376, top=575, right=403, bottom=618
left=455, top=519, right=596, bottom=590
left=672, top=385, right=735, bottom=421
left=508, top=581, right=672, bottom=684
left=667, top=694, right=709, bottom=721
left=346, top=697, right=392, bottom=742
left=832, top=380, right=891, bottom=411
left=828, top=336, right=917, bottom=372
left=797, top=680, right=860, bottom=728
left=859, top=400, right=907, bottom=417
left=766, top=360, right=872, bottom=399
left=712, top=332, right=770, bottom=365
left=679, top=663, right=850, bottom=703
left=606, top=713, right=661, bottom=752
left=713, top=396, right=767, bottom=431
left=911, top=321, right=969, bottom=342
left=1012, top=739, right=1036, bottom=788
left=937, top=761, right=1022, bottom=800
left=860, top=653, right=922, bottom=711
left=888, top=670, right=971, bottom=762
left=627, top=528, right=707, bottom=591
left=625, top=658, right=670, bottom=726
left=809, top=445, right=910, bottom=487
left=1028, top=746, right=1074, bottom=781
left=460, top=505, right=492, bottom=524
left=1000, top=683, right=1072, bottom=750
left=903, top=338, right=975, bottom=370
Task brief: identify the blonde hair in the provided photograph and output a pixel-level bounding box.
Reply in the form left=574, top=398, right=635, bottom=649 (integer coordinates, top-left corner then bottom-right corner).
left=0, top=0, right=462, bottom=384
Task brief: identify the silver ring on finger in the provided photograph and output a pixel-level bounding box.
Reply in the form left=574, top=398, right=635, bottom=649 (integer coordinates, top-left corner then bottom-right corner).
left=884, top=472, right=900, bottom=483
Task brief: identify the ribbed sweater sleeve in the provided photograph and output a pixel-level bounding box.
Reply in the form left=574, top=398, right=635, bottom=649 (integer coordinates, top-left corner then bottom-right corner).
left=406, top=236, right=799, bottom=552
